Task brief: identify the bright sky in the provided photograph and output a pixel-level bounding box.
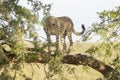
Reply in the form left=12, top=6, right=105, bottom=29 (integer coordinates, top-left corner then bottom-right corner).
left=19, top=0, right=120, bottom=42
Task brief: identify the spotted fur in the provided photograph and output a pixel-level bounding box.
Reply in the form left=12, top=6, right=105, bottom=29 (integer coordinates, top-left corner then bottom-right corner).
left=42, top=16, right=85, bottom=53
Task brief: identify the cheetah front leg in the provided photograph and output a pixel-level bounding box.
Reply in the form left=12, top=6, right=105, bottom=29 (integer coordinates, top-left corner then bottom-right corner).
left=47, top=34, right=51, bottom=53
left=60, top=35, right=67, bottom=53
left=56, top=36, right=59, bottom=51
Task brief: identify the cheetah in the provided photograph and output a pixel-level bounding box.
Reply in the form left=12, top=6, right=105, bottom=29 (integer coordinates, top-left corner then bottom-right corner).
left=42, top=16, right=85, bottom=53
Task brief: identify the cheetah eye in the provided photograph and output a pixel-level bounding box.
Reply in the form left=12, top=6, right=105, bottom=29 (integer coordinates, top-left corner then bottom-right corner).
left=52, top=24, right=55, bottom=26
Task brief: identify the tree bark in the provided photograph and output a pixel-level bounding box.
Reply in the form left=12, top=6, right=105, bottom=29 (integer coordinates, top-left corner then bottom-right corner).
left=62, top=54, right=118, bottom=77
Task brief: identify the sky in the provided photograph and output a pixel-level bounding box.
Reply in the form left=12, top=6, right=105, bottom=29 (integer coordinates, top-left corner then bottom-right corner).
left=19, top=0, right=120, bottom=42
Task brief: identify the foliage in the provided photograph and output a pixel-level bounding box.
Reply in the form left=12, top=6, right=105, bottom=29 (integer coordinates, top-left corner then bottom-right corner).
left=43, top=51, right=64, bottom=80
left=0, top=0, right=51, bottom=79
left=92, top=6, right=120, bottom=41
left=86, top=6, right=120, bottom=80
left=0, top=0, right=39, bottom=54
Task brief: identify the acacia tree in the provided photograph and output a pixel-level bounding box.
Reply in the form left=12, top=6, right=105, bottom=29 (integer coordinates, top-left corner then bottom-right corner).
left=0, top=0, right=120, bottom=80
left=0, top=0, right=51, bottom=79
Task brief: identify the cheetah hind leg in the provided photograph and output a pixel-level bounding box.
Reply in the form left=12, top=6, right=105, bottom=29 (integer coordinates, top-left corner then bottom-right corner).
left=67, top=34, right=73, bottom=53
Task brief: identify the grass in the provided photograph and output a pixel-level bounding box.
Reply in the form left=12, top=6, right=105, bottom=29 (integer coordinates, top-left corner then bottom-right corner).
left=8, top=63, right=103, bottom=80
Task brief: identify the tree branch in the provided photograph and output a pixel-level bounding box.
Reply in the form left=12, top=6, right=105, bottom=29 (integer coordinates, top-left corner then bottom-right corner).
left=62, top=54, right=117, bottom=76
left=39, top=53, right=120, bottom=79
left=1, top=49, right=120, bottom=79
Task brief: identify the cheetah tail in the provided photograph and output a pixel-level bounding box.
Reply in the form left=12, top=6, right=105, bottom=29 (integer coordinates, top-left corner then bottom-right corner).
left=73, top=24, right=85, bottom=36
